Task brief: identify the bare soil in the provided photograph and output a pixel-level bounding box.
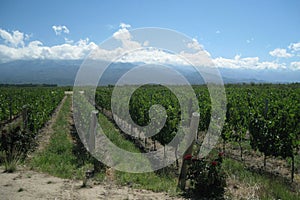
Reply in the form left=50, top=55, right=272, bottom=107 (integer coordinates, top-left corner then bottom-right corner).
left=225, top=143, right=300, bottom=189
left=2, top=93, right=298, bottom=199
left=31, top=95, right=68, bottom=155
left=1, top=95, right=184, bottom=200
left=0, top=167, right=183, bottom=200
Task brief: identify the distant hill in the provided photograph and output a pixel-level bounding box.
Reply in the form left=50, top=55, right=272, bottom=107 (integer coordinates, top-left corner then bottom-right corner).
left=0, top=60, right=80, bottom=85
left=0, top=59, right=298, bottom=85
left=218, top=68, right=300, bottom=84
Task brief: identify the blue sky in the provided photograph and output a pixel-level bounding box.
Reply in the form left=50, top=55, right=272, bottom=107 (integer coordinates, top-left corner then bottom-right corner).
left=0, top=0, right=300, bottom=70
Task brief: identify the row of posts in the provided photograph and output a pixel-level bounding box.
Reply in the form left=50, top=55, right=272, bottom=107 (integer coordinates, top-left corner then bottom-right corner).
left=87, top=108, right=200, bottom=191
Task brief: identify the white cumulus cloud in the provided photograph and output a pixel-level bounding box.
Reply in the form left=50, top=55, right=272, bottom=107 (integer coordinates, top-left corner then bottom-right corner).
left=113, top=27, right=131, bottom=41
left=52, top=25, right=70, bottom=35
left=0, top=28, right=97, bottom=62
left=288, top=42, right=300, bottom=52
left=187, top=38, right=203, bottom=50
left=119, top=23, right=131, bottom=29
left=213, top=55, right=286, bottom=70
left=64, top=37, right=74, bottom=44
left=112, top=23, right=141, bottom=50
left=290, top=62, right=300, bottom=70
left=0, top=25, right=298, bottom=72
left=269, top=48, right=293, bottom=58
left=92, top=25, right=212, bottom=67
left=0, top=29, right=25, bottom=47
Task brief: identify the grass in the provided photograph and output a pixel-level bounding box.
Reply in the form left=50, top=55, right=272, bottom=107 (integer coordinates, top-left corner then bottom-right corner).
left=115, top=171, right=178, bottom=193
left=98, top=114, right=140, bottom=153
left=223, top=158, right=300, bottom=199
left=29, top=95, right=299, bottom=198
left=287, top=154, right=300, bottom=173
left=0, top=148, right=20, bottom=173
left=98, top=112, right=178, bottom=194
left=0, top=122, right=34, bottom=173
left=30, top=95, right=94, bottom=179
left=30, top=94, right=178, bottom=194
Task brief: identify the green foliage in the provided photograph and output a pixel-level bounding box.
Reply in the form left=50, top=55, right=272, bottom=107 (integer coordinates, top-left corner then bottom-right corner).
left=116, top=171, right=178, bottom=193
left=98, top=113, right=140, bottom=153
left=223, top=158, right=300, bottom=199
left=31, top=96, right=94, bottom=179
left=0, top=124, right=36, bottom=172
left=185, top=152, right=226, bottom=198
left=248, top=86, right=300, bottom=181
left=95, top=84, right=300, bottom=182
left=0, top=86, right=65, bottom=173
left=97, top=104, right=178, bottom=194
left=0, top=87, right=64, bottom=127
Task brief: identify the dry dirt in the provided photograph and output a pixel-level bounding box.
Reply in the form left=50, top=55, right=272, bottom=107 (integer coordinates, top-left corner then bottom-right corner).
left=2, top=93, right=297, bottom=199
left=30, top=95, right=68, bottom=155
left=1, top=94, right=184, bottom=200
left=225, top=144, right=300, bottom=186
left=0, top=167, right=183, bottom=200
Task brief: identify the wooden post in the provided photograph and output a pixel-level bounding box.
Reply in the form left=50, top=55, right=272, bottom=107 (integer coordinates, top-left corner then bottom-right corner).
left=88, top=110, right=98, bottom=153
left=175, top=146, right=179, bottom=168
left=188, top=98, right=193, bottom=125
left=131, top=124, right=134, bottom=138
left=89, top=110, right=103, bottom=173
left=178, top=112, right=200, bottom=191
left=138, top=130, right=141, bottom=140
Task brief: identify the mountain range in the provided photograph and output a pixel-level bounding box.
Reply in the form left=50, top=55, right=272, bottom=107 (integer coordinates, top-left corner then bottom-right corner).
left=0, top=60, right=299, bottom=85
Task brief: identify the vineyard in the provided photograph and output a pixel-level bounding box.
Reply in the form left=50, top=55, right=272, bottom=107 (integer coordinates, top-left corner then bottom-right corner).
left=0, top=86, right=64, bottom=173
left=93, top=83, right=300, bottom=181
left=0, top=87, right=64, bottom=132
left=0, top=83, right=300, bottom=199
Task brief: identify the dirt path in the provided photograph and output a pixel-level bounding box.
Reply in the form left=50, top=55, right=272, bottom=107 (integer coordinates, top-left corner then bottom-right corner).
left=3, top=92, right=296, bottom=199
left=1, top=93, right=184, bottom=200
left=27, top=95, right=67, bottom=159
left=0, top=167, right=183, bottom=200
